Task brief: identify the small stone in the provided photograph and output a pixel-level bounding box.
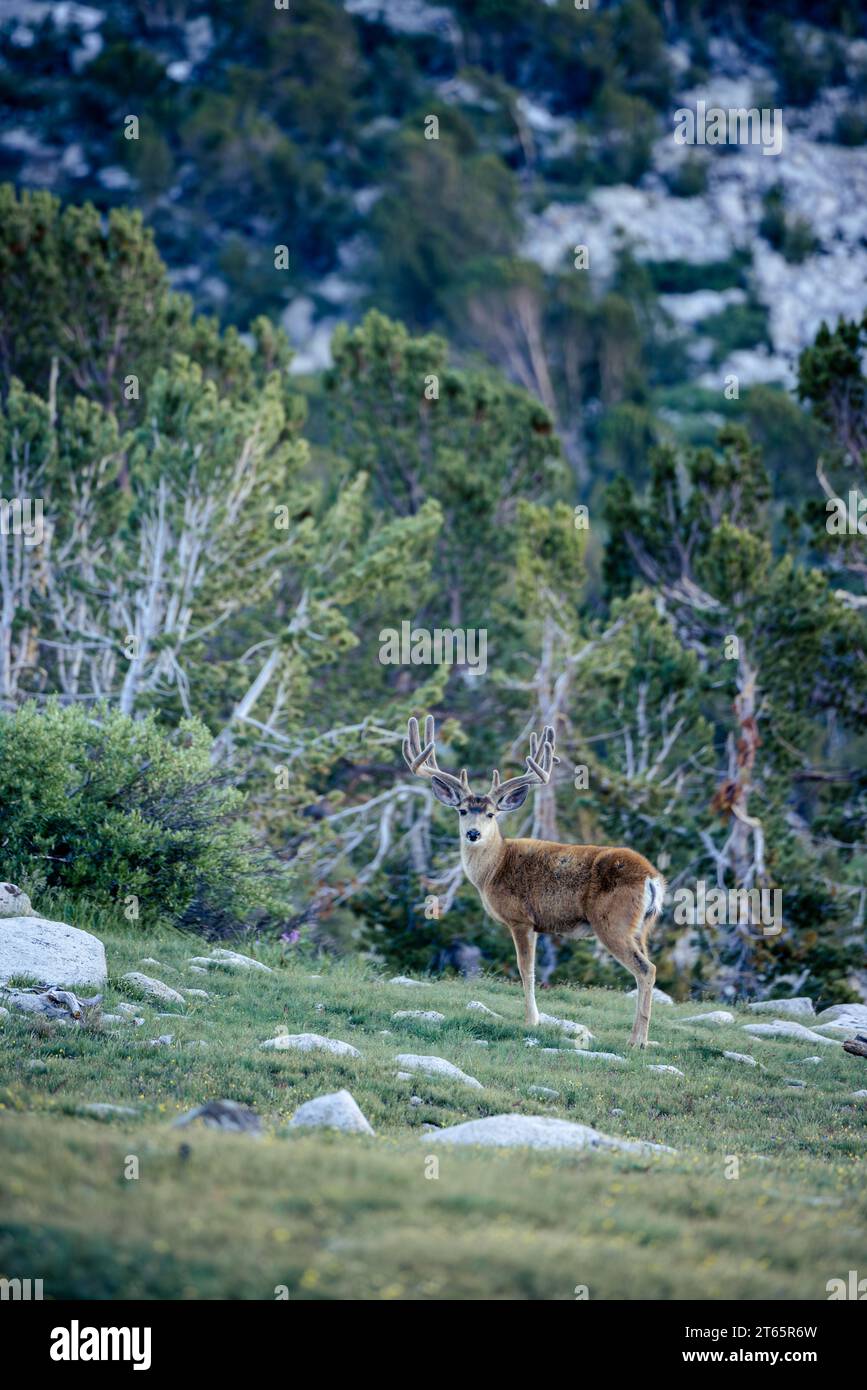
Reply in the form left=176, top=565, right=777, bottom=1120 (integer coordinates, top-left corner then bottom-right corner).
left=409, top=1096, right=424, bottom=1106
left=100, top=1013, right=124, bottom=1023
left=115, top=1003, right=140, bottom=1016
left=189, top=965, right=208, bottom=975
left=724, top=1051, right=758, bottom=1066
left=288, top=1089, right=374, bottom=1135
left=140, top=958, right=164, bottom=968
left=647, top=1064, right=685, bottom=1076
left=747, top=997, right=815, bottom=1019
left=392, top=1010, right=446, bottom=1022
left=121, top=972, right=186, bottom=1006
left=573, top=1050, right=627, bottom=1063
left=187, top=949, right=273, bottom=973
left=796, top=1056, right=824, bottom=1065
left=470, top=1039, right=490, bottom=1047
left=742, top=1020, right=837, bottom=1045
left=81, top=1103, right=139, bottom=1119
left=394, top=1053, right=483, bottom=1089
left=396, top=1071, right=412, bottom=1080
left=148, top=1034, right=174, bottom=1046
left=816, top=1003, right=867, bottom=1027
left=784, top=1078, right=807, bottom=1088
left=185, top=989, right=210, bottom=999
left=681, top=1011, right=735, bottom=1025
left=466, top=1001, right=502, bottom=1017
left=174, top=1099, right=262, bottom=1134
left=259, top=1032, right=361, bottom=1057
left=388, top=976, right=431, bottom=986
left=610, top=1108, right=625, bottom=1117
left=528, top=1085, right=560, bottom=1099
left=0, top=883, right=34, bottom=918
left=537, top=1012, right=594, bottom=1045
left=850, top=1090, right=867, bottom=1100
left=626, top=986, right=674, bottom=1004
left=423, top=1114, right=674, bottom=1154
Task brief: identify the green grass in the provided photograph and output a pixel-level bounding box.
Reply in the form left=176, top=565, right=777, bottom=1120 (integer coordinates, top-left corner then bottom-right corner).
left=1, top=918, right=865, bottom=1300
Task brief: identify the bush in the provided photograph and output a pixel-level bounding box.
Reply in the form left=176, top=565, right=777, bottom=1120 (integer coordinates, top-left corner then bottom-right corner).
left=0, top=703, right=292, bottom=933
left=759, top=185, right=818, bottom=263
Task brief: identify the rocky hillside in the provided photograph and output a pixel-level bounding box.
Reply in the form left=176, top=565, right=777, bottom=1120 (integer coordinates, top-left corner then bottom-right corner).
left=3, top=2, right=866, bottom=456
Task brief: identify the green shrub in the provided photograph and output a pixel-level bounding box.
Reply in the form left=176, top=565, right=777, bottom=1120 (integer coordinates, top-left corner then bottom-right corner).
left=0, top=703, right=291, bottom=933
left=646, top=254, right=750, bottom=294
left=759, top=186, right=818, bottom=263
left=665, top=155, right=709, bottom=198
left=833, top=109, right=867, bottom=146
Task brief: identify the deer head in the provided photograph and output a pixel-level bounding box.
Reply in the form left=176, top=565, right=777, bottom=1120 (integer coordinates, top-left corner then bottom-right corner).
left=403, top=715, right=559, bottom=846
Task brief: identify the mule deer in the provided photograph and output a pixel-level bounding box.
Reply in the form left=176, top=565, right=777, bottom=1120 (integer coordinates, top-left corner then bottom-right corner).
left=403, top=716, right=665, bottom=1047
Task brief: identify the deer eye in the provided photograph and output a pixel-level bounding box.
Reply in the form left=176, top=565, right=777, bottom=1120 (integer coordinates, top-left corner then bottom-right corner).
left=459, top=809, right=467, bottom=816
left=486, top=812, right=494, bottom=818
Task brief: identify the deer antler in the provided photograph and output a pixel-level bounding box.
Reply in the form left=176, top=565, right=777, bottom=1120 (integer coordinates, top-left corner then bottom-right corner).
left=403, top=715, right=471, bottom=798
left=489, top=725, right=560, bottom=800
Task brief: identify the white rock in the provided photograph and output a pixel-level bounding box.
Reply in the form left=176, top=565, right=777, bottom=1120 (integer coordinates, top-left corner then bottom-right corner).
left=572, top=1050, right=627, bottom=1063
left=796, top=1056, right=824, bottom=1065
left=626, top=986, right=674, bottom=1005
left=189, top=965, right=208, bottom=975
left=260, top=1032, right=361, bottom=1058
left=423, top=1114, right=675, bottom=1154
left=851, top=1091, right=867, bottom=1100
left=528, top=1085, right=560, bottom=1099
left=0, top=916, right=107, bottom=986
left=0, top=1006, right=9, bottom=1019
left=139, top=958, right=164, bottom=967
left=115, top=1003, right=140, bottom=1016
left=742, top=1020, right=838, bottom=1045
left=184, top=989, right=209, bottom=999
left=121, top=972, right=185, bottom=1006
left=816, top=1003, right=867, bottom=1027
left=747, top=997, right=815, bottom=1019
left=148, top=1034, right=174, bottom=1046
left=724, top=1051, right=758, bottom=1066
left=392, top=1010, right=445, bottom=1022
left=289, top=1089, right=374, bottom=1135
left=388, top=975, right=431, bottom=987
left=82, top=1103, right=139, bottom=1119
left=466, top=1001, right=501, bottom=1017
left=810, top=1021, right=863, bottom=1038
left=470, top=1039, right=489, bottom=1047
left=537, top=1012, right=594, bottom=1045
left=647, top=1064, right=685, bottom=1076
left=394, top=1053, right=483, bottom=1089
left=0, top=883, right=34, bottom=918
left=395, top=1071, right=413, bottom=1079
left=188, top=949, right=273, bottom=973
left=681, top=1011, right=735, bottom=1025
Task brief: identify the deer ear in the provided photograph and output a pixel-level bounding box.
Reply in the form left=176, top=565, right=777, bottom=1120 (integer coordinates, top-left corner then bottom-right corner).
left=430, top=776, right=463, bottom=807
left=496, top=783, right=530, bottom=813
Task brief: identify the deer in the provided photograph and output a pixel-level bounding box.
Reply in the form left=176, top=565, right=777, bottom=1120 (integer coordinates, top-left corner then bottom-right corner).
left=403, top=715, right=666, bottom=1048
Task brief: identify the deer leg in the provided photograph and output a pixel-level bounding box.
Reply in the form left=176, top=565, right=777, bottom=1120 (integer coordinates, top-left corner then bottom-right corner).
left=594, top=917, right=656, bottom=1048
left=510, top=925, right=540, bottom=1026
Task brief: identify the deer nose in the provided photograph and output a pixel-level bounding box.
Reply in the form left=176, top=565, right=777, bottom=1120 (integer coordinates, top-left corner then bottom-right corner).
left=466, top=828, right=481, bottom=842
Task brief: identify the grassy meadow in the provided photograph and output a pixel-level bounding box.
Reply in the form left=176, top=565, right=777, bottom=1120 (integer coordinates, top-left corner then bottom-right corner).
left=1, top=909, right=865, bottom=1301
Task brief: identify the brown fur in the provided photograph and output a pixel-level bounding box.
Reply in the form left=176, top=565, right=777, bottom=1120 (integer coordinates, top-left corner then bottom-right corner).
left=403, top=716, right=665, bottom=1046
